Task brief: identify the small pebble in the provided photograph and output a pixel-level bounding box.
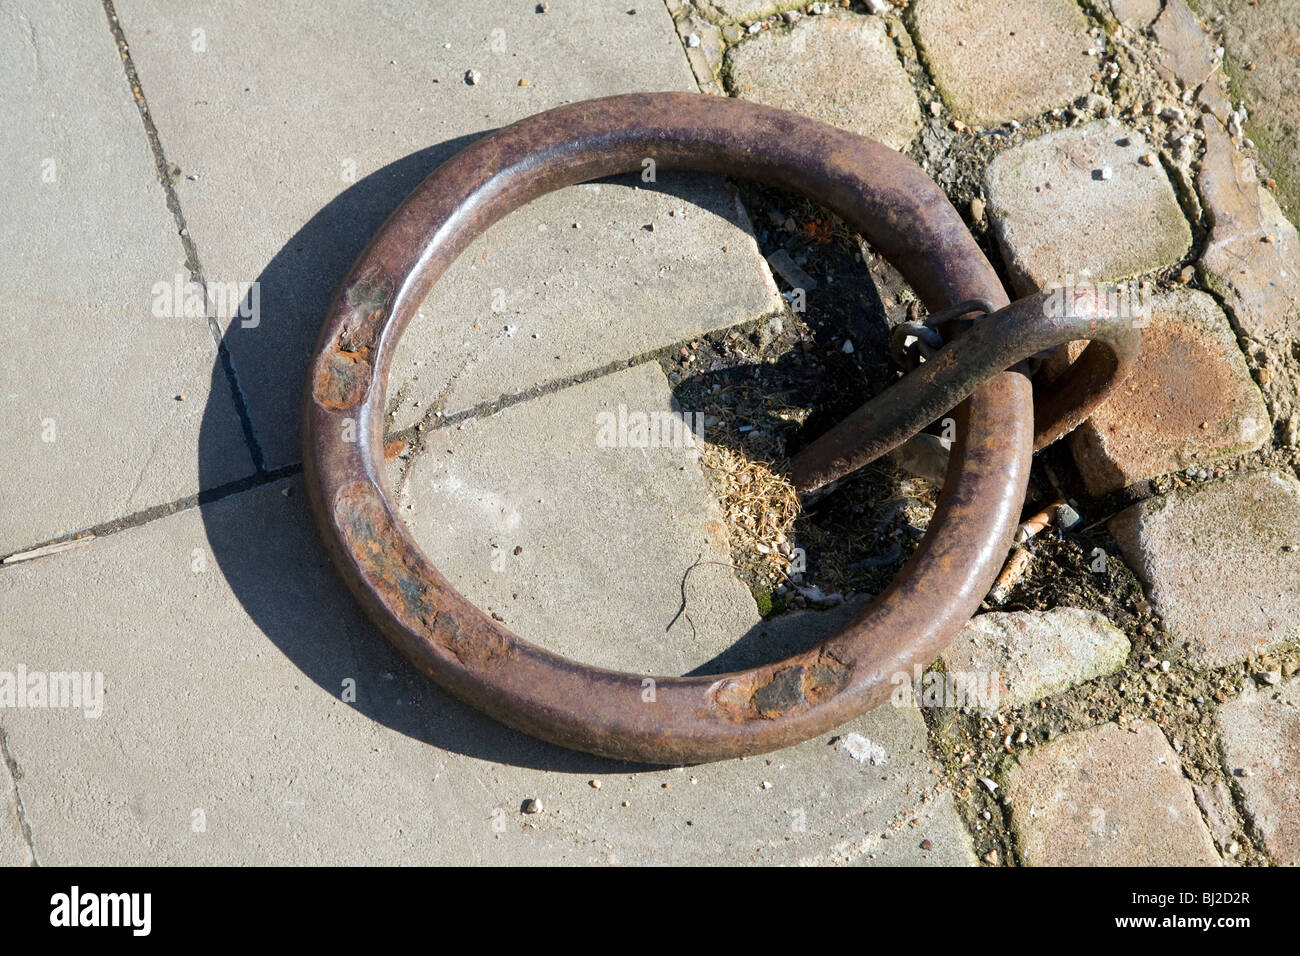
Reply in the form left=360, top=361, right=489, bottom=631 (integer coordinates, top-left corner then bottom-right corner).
left=522, top=797, right=543, bottom=814
left=1098, top=165, right=1113, bottom=180
left=589, top=779, right=601, bottom=789
left=464, top=69, right=481, bottom=85
left=920, top=839, right=933, bottom=851
left=841, top=339, right=854, bottom=354
left=685, top=34, right=701, bottom=48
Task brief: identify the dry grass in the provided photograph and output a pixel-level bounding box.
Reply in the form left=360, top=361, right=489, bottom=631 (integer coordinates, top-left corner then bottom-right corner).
left=699, top=441, right=801, bottom=587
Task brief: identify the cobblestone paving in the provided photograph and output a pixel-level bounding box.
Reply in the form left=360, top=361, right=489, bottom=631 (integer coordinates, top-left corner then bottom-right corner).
left=2, top=0, right=1298, bottom=866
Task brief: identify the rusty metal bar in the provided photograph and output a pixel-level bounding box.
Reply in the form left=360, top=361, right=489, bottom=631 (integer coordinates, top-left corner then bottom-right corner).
left=302, top=92, right=1038, bottom=764
left=790, top=289, right=1142, bottom=495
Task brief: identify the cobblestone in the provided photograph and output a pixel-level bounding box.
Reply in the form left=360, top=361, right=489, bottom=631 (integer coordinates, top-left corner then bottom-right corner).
left=940, top=608, right=1130, bottom=711
left=1003, top=721, right=1221, bottom=866
left=1216, top=677, right=1300, bottom=865
left=1198, top=113, right=1300, bottom=343
left=1202, top=0, right=1300, bottom=220
left=725, top=12, right=921, bottom=150
left=985, top=121, right=1192, bottom=295
left=912, top=0, right=1096, bottom=127
left=1109, top=470, right=1300, bottom=667
left=1064, top=288, right=1269, bottom=494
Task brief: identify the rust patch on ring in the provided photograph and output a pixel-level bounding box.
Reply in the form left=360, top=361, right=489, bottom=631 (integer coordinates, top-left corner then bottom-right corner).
left=334, top=480, right=510, bottom=670
left=428, top=605, right=512, bottom=670
left=313, top=268, right=395, bottom=410
left=711, top=650, right=851, bottom=721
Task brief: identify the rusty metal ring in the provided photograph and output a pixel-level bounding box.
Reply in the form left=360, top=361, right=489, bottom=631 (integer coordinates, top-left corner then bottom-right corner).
left=303, top=92, right=1035, bottom=764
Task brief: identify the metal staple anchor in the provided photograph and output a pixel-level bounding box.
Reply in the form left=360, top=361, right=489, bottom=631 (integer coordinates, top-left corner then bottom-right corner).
left=302, top=93, right=1139, bottom=765
left=889, top=298, right=996, bottom=369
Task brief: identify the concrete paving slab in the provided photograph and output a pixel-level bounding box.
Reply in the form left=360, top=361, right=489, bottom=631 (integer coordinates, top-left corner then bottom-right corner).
left=0, top=473, right=973, bottom=865
left=1216, top=677, right=1300, bottom=865
left=0, top=0, right=253, bottom=555
left=984, top=120, right=1192, bottom=294
left=393, top=362, right=762, bottom=674
left=384, top=175, right=779, bottom=434
left=114, top=0, right=780, bottom=468
left=1109, top=470, right=1300, bottom=668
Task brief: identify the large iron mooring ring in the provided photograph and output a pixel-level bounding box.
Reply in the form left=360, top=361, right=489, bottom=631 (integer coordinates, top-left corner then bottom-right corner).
left=302, top=93, right=1138, bottom=764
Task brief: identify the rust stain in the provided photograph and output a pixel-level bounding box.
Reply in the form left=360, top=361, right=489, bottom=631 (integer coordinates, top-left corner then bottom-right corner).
left=711, top=650, right=850, bottom=721
left=334, top=481, right=508, bottom=670
left=313, top=267, right=395, bottom=410
left=431, top=608, right=511, bottom=670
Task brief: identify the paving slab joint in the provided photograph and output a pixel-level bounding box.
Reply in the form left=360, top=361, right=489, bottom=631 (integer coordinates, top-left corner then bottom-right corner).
left=384, top=303, right=789, bottom=468
left=0, top=465, right=301, bottom=568
left=0, top=724, right=39, bottom=866
left=100, top=0, right=266, bottom=473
